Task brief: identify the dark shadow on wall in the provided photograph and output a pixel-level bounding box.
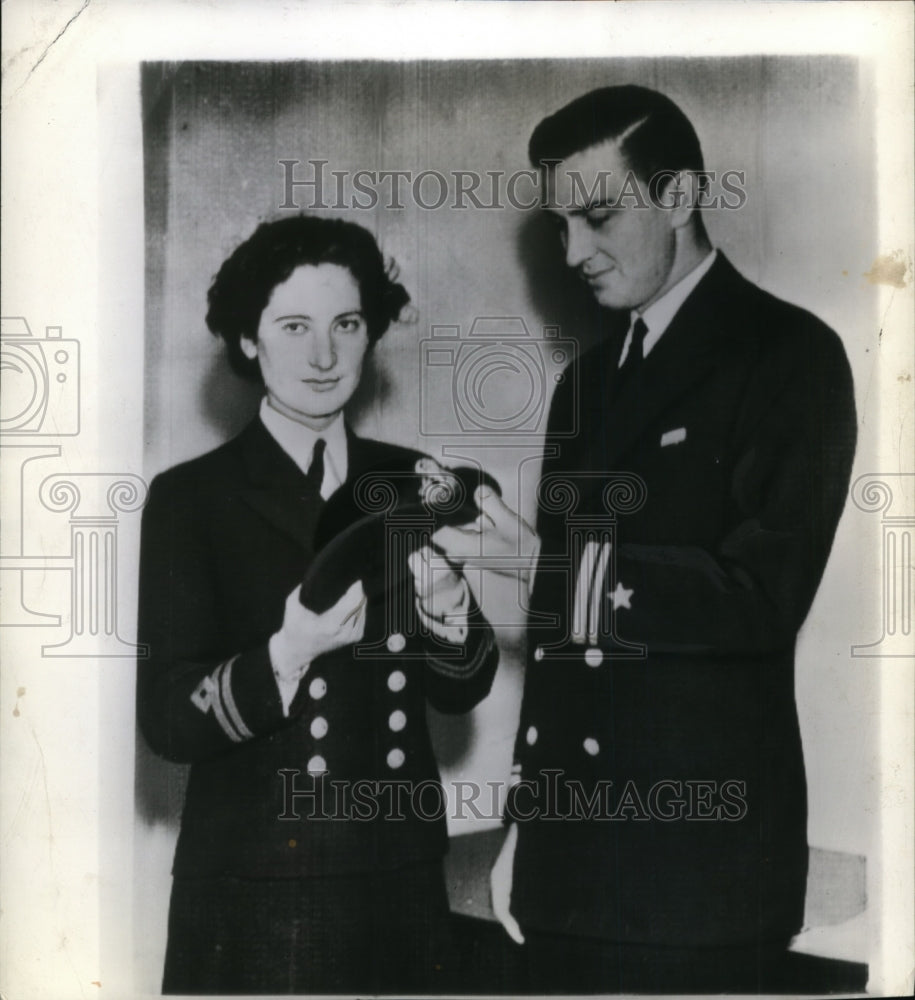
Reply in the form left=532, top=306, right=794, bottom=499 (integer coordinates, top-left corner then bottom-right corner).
left=428, top=706, right=477, bottom=771
left=514, top=209, right=622, bottom=360
left=200, top=354, right=262, bottom=441
left=135, top=731, right=188, bottom=828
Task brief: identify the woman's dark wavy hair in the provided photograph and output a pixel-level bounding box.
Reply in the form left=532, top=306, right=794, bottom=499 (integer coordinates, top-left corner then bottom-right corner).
left=206, top=214, right=411, bottom=380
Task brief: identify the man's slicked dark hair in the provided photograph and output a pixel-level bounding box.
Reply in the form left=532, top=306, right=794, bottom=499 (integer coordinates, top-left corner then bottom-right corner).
left=528, top=84, right=705, bottom=182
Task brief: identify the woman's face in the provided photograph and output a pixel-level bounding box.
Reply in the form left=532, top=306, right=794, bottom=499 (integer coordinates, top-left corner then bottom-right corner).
left=241, top=263, right=370, bottom=431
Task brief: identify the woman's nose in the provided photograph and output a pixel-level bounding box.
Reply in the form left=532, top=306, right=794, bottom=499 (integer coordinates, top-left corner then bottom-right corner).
left=308, top=329, right=336, bottom=370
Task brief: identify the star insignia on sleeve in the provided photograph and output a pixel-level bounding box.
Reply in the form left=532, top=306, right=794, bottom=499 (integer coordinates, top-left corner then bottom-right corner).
left=610, top=581, right=633, bottom=610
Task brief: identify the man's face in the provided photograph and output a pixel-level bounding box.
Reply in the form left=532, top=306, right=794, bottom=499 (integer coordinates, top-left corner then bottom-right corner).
left=544, top=139, right=678, bottom=312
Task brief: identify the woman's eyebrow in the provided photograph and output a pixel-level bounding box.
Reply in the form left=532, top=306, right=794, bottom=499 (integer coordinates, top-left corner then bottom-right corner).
left=272, top=308, right=364, bottom=322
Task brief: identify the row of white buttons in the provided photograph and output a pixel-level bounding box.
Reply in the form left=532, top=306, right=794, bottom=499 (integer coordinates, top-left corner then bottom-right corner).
left=308, top=676, right=328, bottom=773
left=533, top=646, right=604, bottom=667
left=386, top=659, right=406, bottom=768
left=525, top=725, right=600, bottom=757
left=306, top=747, right=405, bottom=774
left=309, top=667, right=407, bottom=700
left=305, top=668, right=408, bottom=774
left=310, top=671, right=406, bottom=698
left=308, top=711, right=405, bottom=740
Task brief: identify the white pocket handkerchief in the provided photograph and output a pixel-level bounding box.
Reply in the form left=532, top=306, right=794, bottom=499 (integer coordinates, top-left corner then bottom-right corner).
left=660, top=427, right=687, bottom=447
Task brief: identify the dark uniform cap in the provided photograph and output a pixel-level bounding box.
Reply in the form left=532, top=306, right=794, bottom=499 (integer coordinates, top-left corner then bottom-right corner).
left=300, top=462, right=501, bottom=622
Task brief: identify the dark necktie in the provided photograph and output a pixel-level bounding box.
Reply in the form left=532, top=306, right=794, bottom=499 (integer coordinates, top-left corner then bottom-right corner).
left=305, top=438, right=326, bottom=497
left=618, top=316, right=648, bottom=383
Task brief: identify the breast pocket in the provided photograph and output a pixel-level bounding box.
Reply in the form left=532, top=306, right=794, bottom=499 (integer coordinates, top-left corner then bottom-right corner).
left=640, top=424, right=728, bottom=541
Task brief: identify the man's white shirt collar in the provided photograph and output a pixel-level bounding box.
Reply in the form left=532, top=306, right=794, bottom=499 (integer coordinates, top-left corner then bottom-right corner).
left=258, top=398, right=347, bottom=499
left=619, top=249, right=718, bottom=367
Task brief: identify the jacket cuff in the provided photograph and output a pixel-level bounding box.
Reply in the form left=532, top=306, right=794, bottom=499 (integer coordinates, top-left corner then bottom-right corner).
left=425, top=619, right=494, bottom=679
left=218, top=643, right=286, bottom=736
left=414, top=575, right=471, bottom=643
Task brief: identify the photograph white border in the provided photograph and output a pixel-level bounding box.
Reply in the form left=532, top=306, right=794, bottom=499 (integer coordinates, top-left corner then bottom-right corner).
left=2, top=2, right=912, bottom=997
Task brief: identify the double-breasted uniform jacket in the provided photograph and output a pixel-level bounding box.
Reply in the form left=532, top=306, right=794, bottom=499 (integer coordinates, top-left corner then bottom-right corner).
left=509, top=254, right=857, bottom=949
left=137, top=418, right=498, bottom=880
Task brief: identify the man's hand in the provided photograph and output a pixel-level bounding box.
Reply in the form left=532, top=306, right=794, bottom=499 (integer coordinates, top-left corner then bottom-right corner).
left=270, top=580, right=366, bottom=682
left=490, top=823, right=525, bottom=945
left=417, top=458, right=539, bottom=580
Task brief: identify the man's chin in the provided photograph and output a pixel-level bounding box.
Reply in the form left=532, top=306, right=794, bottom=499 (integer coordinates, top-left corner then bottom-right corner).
left=589, top=284, right=630, bottom=310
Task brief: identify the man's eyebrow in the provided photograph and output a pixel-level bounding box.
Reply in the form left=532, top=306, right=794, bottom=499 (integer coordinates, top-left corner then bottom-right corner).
left=569, top=199, right=618, bottom=215
left=543, top=202, right=616, bottom=219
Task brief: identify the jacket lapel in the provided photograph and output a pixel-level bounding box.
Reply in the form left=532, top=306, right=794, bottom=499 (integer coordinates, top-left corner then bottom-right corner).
left=592, top=254, right=744, bottom=468
left=344, top=426, right=383, bottom=481
left=235, top=418, right=324, bottom=551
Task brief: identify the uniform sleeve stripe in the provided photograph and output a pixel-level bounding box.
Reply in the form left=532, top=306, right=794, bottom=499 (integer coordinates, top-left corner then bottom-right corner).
left=207, top=661, right=244, bottom=743
left=572, top=539, right=600, bottom=643
left=427, top=628, right=493, bottom=679
left=220, top=655, right=255, bottom=740
left=588, top=541, right=612, bottom=644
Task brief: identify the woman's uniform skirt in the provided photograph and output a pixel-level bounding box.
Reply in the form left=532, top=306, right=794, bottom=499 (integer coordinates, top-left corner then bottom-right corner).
left=162, top=859, right=456, bottom=994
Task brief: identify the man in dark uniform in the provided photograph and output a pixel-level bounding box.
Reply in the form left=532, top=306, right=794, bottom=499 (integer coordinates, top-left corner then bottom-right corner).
left=434, top=85, right=857, bottom=991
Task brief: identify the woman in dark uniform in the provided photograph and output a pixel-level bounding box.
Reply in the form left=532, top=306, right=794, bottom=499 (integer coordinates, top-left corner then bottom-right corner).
left=137, top=215, right=498, bottom=994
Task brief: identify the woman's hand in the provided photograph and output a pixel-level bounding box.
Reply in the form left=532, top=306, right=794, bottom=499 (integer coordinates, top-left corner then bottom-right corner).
left=411, top=459, right=472, bottom=636
left=408, top=544, right=468, bottom=630
left=269, top=580, right=367, bottom=683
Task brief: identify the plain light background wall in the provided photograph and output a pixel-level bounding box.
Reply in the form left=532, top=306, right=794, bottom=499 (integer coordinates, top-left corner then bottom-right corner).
left=135, top=56, right=881, bottom=986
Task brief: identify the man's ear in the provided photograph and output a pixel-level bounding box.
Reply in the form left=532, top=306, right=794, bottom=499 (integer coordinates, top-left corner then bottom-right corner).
left=661, top=171, right=703, bottom=231
left=240, top=335, right=258, bottom=361
left=670, top=170, right=703, bottom=229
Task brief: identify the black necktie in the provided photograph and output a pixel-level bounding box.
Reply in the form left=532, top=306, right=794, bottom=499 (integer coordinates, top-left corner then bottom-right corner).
left=305, top=438, right=326, bottom=497
left=618, top=316, right=648, bottom=383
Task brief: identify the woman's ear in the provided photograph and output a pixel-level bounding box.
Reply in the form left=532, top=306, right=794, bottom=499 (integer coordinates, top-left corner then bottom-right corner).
left=240, top=335, right=258, bottom=361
